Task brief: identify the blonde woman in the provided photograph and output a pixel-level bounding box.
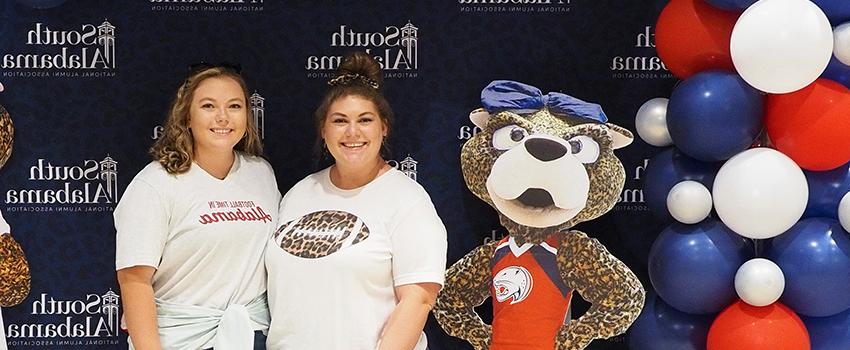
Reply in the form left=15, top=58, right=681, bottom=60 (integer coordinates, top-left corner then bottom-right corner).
left=115, top=64, right=280, bottom=350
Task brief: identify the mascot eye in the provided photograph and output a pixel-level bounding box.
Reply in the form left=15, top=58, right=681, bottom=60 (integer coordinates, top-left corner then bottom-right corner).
left=492, top=125, right=529, bottom=150
left=567, top=135, right=599, bottom=163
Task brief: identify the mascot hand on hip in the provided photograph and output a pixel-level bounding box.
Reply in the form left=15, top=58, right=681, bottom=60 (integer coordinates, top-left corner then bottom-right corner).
left=434, top=81, right=645, bottom=350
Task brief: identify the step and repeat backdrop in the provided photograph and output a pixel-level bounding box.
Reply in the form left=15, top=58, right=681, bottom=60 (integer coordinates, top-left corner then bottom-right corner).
left=0, top=0, right=677, bottom=349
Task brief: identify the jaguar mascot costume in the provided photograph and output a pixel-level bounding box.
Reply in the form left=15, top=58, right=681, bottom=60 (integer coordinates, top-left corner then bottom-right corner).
left=434, top=81, right=644, bottom=350
left=0, top=103, right=30, bottom=307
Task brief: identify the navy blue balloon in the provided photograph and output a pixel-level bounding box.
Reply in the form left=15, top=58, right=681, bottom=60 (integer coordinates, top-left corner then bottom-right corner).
left=822, top=55, right=850, bottom=89
left=803, top=308, right=850, bottom=350
left=812, top=0, right=850, bottom=25
left=628, top=293, right=715, bottom=350
left=644, top=147, right=721, bottom=220
left=766, top=218, right=850, bottom=317
left=705, top=0, right=756, bottom=11
left=803, top=161, right=850, bottom=219
left=667, top=70, right=764, bottom=162
left=649, top=220, right=753, bottom=314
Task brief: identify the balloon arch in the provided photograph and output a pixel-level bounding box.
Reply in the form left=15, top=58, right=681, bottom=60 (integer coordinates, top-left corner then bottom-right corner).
left=629, top=0, right=850, bottom=349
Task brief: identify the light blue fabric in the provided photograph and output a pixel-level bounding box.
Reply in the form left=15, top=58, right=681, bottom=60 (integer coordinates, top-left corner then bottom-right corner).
left=480, top=80, right=608, bottom=123
left=128, top=293, right=269, bottom=350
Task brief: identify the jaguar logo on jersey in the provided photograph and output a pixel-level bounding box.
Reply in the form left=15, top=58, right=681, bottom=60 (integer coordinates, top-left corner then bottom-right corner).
left=274, top=210, right=370, bottom=259
left=1, top=20, right=117, bottom=78
left=4, top=155, right=119, bottom=213
left=494, top=266, right=533, bottom=305
left=610, top=26, right=674, bottom=79
left=458, top=0, right=572, bottom=14
left=5, top=290, right=121, bottom=347
left=149, top=0, right=264, bottom=12
left=306, top=22, right=419, bottom=79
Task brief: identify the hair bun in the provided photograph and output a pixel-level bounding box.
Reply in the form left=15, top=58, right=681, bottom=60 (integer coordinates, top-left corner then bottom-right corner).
left=331, top=51, right=383, bottom=89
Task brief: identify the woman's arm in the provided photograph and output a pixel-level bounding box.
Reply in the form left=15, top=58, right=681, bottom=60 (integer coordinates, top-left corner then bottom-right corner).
left=377, top=282, right=441, bottom=350
left=117, top=266, right=161, bottom=350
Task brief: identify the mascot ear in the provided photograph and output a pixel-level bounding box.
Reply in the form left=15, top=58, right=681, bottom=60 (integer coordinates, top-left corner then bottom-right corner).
left=470, top=108, right=491, bottom=129
left=606, top=123, right=634, bottom=149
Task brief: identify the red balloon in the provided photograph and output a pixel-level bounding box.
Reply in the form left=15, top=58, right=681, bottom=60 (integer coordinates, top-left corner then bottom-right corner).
left=766, top=78, right=850, bottom=171
left=656, top=0, right=739, bottom=79
left=707, top=300, right=810, bottom=350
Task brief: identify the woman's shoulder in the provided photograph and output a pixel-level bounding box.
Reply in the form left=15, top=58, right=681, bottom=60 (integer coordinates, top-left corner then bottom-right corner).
left=237, top=152, right=274, bottom=172
left=290, top=167, right=329, bottom=190
left=379, top=168, right=432, bottom=200
left=133, top=160, right=173, bottom=183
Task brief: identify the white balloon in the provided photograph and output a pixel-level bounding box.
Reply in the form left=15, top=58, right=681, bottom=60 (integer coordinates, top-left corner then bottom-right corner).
left=635, top=98, right=672, bottom=147
left=840, top=192, right=850, bottom=233
left=713, top=148, right=808, bottom=239
left=730, top=0, right=833, bottom=93
left=667, top=181, right=712, bottom=224
left=836, top=23, right=850, bottom=67
left=735, top=258, right=785, bottom=307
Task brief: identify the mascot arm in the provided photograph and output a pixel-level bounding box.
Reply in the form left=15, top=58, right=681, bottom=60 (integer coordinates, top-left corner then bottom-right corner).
left=555, top=231, right=644, bottom=350
left=0, top=233, right=30, bottom=307
left=433, top=240, right=498, bottom=350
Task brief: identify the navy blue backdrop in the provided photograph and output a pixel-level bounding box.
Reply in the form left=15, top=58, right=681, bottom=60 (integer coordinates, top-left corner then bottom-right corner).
left=0, top=0, right=677, bottom=349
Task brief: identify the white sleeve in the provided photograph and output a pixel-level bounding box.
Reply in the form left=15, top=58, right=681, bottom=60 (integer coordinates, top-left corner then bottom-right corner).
left=390, top=196, right=448, bottom=287
left=114, top=178, right=169, bottom=270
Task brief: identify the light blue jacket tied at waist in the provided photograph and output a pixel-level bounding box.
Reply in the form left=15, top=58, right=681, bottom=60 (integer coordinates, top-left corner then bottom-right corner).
left=128, top=293, right=269, bottom=350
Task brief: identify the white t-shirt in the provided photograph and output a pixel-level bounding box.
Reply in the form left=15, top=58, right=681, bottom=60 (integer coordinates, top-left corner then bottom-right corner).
left=115, top=152, right=281, bottom=310
left=265, top=167, right=447, bottom=350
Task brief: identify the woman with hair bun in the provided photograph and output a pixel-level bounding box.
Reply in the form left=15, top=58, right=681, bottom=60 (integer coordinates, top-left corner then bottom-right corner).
left=115, top=64, right=280, bottom=350
left=265, top=52, right=447, bottom=350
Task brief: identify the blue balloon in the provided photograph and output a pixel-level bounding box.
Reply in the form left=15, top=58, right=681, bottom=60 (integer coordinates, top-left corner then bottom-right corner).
left=812, top=0, right=850, bottom=25
left=649, top=220, right=753, bottom=314
left=803, top=308, right=850, bottom=350
left=628, top=293, right=715, bottom=350
left=705, top=0, right=756, bottom=11
left=766, top=218, right=850, bottom=317
left=804, top=161, right=850, bottom=219
left=644, top=147, right=721, bottom=220
left=822, top=56, right=850, bottom=89
left=667, top=70, right=764, bottom=162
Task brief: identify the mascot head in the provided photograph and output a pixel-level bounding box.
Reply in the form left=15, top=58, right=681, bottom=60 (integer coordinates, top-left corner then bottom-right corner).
left=461, top=81, right=632, bottom=241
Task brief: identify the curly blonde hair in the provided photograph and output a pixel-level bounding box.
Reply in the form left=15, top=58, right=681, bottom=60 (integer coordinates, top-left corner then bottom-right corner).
left=151, top=67, right=263, bottom=174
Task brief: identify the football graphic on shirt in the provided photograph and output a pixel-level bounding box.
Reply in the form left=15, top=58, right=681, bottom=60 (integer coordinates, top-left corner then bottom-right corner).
left=493, top=266, right=533, bottom=305
left=274, top=210, right=370, bottom=259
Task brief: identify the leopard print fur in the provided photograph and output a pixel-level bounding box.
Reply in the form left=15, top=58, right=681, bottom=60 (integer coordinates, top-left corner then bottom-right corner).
left=0, top=234, right=30, bottom=307
left=0, top=104, right=13, bottom=170
left=433, top=241, right=498, bottom=350
left=555, top=231, right=644, bottom=350
left=275, top=210, right=369, bottom=259
left=436, top=91, right=644, bottom=350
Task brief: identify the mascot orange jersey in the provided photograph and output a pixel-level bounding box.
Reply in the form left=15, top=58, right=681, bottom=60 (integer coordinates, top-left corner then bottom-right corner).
left=490, top=235, right=572, bottom=350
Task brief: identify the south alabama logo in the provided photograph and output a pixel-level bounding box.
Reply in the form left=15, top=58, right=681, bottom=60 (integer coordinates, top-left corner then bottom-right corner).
left=493, top=266, right=533, bottom=305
